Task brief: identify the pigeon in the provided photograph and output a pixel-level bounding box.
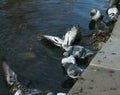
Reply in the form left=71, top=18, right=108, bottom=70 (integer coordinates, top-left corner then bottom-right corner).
left=90, top=9, right=102, bottom=21
left=2, top=60, right=18, bottom=86
left=61, top=56, right=84, bottom=79
left=43, top=26, right=81, bottom=48
left=107, top=6, right=119, bottom=21
left=62, top=26, right=79, bottom=47
left=43, top=35, right=64, bottom=47
left=2, top=59, right=42, bottom=95
left=90, top=9, right=111, bottom=33
left=63, top=45, right=94, bottom=59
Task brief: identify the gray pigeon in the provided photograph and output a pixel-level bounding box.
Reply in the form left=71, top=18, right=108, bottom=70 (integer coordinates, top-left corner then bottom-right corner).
left=61, top=55, right=84, bottom=79
left=2, top=60, right=42, bottom=95
left=90, top=9, right=111, bottom=33
left=63, top=45, right=94, bottom=59
left=62, top=26, right=79, bottom=47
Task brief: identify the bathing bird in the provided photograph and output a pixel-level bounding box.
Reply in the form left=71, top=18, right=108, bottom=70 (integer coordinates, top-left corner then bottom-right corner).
left=43, top=35, right=64, bottom=47
left=43, top=26, right=81, bottom=48
left=107, top=6, right=119, bottom=21
left=63, top=45, right=94, bottom=59
left=61, top=55, right=84, bottom=79
left=90, top=9, right=111, bottom=34
left=2, top=60, right=18, bottom=86
left=62, top=25, right=80, bottom=47
left=2, top=59, right=42, bottom=95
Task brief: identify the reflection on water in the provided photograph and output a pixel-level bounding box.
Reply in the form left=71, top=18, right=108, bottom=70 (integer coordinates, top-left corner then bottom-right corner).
left=0, top=0, right=108, bottom=94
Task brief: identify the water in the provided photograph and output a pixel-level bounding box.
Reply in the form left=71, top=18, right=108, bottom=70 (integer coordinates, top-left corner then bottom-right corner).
left=0, top=0, right=109, bottom=95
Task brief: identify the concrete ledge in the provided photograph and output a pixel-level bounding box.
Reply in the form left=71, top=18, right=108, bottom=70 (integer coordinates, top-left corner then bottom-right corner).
left=68, top=65, right=120, bottom=95
left=68, top=16, right=120, bottom=95
left=91, top=16, right=120, bottom=70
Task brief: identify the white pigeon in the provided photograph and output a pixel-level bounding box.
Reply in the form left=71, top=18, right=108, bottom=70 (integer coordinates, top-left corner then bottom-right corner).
left=62, top=26, right=78, bottom=47
left=43, top=26, right=80, bottom=48
left=63, top=45, right=94, bottom=59
left=107, top=6, right=119, bottom=21
left=90, top=9, right=102, bottom=21
left=43, top=35, right=64, bottom=47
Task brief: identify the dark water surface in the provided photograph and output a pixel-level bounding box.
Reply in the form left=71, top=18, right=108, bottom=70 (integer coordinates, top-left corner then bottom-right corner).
left=0, top=0, right=109, bottom=94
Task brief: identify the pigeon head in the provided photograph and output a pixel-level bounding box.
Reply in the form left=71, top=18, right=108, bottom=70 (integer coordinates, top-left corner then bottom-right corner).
left=90, top=9, right=102, bottom=21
